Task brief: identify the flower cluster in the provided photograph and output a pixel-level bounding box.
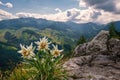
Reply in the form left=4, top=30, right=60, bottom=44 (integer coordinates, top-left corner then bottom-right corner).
left=18, top=36, right=63, bottom=59
left=16, top=36, right=66, bottom=80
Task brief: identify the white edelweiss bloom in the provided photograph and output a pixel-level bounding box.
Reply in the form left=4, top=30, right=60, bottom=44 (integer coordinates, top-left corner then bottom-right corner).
left=18, top=43, right=35, bottom=59
left=51, top=44, right=63, bottom=57
left=18, top=44, right=27, bottom=56
left=35, top=36, right=51, bottom=50
left=26, top=43, right=35, bottom=57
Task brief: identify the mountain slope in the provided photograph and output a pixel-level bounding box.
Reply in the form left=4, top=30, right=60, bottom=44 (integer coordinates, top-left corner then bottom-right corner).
left=0, top=42, right=21, bottom=71
left=103, top=21, right=120, bottom=31
left=0, top=18, right=120, bottom=47
left=0, top=18, right=120, bottom=50
left=0, top=18, right=105, bottom=38
left=0, top=18, right=120, bottom=71
left=0, top=18, right=120, bottom=49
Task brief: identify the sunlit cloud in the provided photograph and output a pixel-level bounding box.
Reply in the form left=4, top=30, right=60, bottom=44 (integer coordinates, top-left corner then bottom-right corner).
left=16, top=7, right=120, bottom=24
left=0, top=0, right=120, bottom=24
left=0, top=1, right=13, bottom=8
left=0, top=9, right=17, bottom=20
left=55, top=8, right=62, bottom=13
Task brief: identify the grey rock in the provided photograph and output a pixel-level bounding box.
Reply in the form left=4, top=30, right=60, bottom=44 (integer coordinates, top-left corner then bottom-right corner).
left=108, top=38, right=120, bottom=55
left=91, top=55, right=114, bottom=66
left=64, top=55, right=120, bottom=80
left=74, top=30, right=109, bottom=56
left=64, top=30, right=120, bottom=80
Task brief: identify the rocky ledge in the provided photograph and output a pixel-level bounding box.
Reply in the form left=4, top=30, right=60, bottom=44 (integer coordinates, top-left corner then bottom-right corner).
left=63, top=30, right=120, bottom=80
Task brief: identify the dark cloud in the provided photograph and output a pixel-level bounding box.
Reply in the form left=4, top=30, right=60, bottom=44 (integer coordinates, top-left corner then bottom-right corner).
left=67, top=10, right=80, bottom=21
left=67, top=11, right=71, bottom=17
left=84, top=0, right=107, bottom=6
left=82, top=0, right=120, bottom=14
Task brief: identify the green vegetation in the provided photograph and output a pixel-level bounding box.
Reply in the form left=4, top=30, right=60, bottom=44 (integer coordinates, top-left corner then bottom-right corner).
left=77, top=35, right=86, bottom=45
left=0, top=42, right=21, bottom=71
left=109, top=23, right=120, bottom=39
left=0, top=27, right=76, bottom=50
left=0, top=42, right=21, bottom=80
left=0, top=27, right=75, bottom=78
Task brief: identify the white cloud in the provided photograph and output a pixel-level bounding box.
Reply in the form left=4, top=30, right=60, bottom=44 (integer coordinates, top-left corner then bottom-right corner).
left=75, top=0, right=120, bottom=23
left=0, top=1, right=3, bottom=5
left=55, top=8, right=62, bottom=13
left=15, top=7, right=120, bottom=24
left=0, top=0, right=120, bottom=24
left=5, top=2, right=13, bottom=8
left=14, top=0, right=120, bottom=24
left=0, top=1, right=13, bottom=8
left=79, top=0, right=86, bottom=7
left=16, top=8, right=81, bottom=22
left=96, top=10, right=120, bottom=24
left=115, top=0, right=120, bottom=13
left=0, top=9, right=17, bottom=20
left=16, top=11, right=68, bottom=22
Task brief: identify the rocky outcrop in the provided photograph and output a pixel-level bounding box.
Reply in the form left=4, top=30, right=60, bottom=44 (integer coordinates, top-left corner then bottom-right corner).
left=108, top=38, right=120, bottom=56
left=74, top=30, right=110, bottom=56
left=64, top=56, right=120, bottom=80
left=63, top=30, right=120, bottom=80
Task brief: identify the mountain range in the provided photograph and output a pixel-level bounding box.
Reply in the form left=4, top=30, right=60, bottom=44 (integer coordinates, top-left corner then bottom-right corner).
left=0, top=18, right=120, bottom=50
left=0, top=17, right=120, bottom=71
left=0, top=18, right=120, bottom=43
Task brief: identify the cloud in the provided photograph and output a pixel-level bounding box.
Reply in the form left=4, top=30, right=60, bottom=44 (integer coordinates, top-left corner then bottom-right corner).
left=79, top=0, right=120, bottom=14
left=16, top=11, right=68, bottom=22
left=79, top=0, right=86, bottom=7
left=16, top=8, right=81, bottom=22
left=71, top=8, right=101, bottom=23
left=96, top=10, right=120, bottom=24
left=0, top=1, right=13, bottom=8
left=66, top=8, right=80, bottom=21
left=0, top=0, right=120, bottom=24
left=12, top=0, right=120, bottom=24
left=55, top=8, right=62, bottom=13
left=15, top=7, right=120, bottom=24
left=0, top=9, right=17, bottom=20
left=5, top=2, right=13, bottom=8
left=15, top=8, right=100, bottom=23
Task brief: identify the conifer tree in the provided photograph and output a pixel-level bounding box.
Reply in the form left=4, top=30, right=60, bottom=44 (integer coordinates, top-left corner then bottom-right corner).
left=77, top=35, right=86, bottom=45
left=109, top=22, right=118, bottom=38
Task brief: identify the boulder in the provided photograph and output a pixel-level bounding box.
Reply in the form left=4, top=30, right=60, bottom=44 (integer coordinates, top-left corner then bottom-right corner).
left=74, top=30, right=109, bottom=56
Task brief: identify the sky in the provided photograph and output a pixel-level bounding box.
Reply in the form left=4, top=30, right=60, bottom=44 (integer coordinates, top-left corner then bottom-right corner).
left=0, top=0, right=120, bottom=24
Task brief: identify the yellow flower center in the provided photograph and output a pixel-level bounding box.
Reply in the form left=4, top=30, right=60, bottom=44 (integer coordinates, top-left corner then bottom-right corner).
left=22, top=50, right=29, bottom=56
left=54, top=50, right=60, bottom=56
left=40, top=42, right=46, bottom=49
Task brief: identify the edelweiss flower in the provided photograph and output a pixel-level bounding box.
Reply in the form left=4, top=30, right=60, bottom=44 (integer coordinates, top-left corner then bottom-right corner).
left=18, top=43, right=35, bottom=59
left=35, top=36, right=51, bottom=50
left=51, top=44, right=63, bottom=57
